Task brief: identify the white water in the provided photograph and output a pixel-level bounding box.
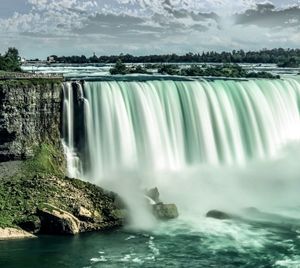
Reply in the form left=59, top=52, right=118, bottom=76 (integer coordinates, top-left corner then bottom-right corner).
left=63, top=77, right=300, bottom=228
left=62, top=83, right=82, bottom=178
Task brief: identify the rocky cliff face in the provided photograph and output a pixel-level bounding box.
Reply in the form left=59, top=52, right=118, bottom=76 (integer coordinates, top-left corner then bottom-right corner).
left=0, top=79, right=128, bottom=237
left=0, top=80, right=62, bottom=161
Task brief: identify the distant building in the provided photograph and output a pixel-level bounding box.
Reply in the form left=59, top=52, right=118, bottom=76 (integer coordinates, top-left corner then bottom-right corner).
left=47, top=56, right=56, bottom=63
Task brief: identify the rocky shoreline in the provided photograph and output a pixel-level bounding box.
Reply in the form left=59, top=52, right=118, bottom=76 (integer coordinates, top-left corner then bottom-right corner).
left=0, top=171, right=128, bottom=239
left=0, top=141, right=128, bottom=240
left=0, top=148, right=179, bottom=240
left=0, top=227, right=36, bottom=240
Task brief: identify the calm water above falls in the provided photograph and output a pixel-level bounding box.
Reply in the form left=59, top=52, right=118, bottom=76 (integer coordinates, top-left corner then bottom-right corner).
left=2, top=77, right=300, bottom=267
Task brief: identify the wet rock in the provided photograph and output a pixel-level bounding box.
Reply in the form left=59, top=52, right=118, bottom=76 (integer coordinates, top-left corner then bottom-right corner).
left=146, top=187, right=160, bottom=203
left=17, top=215, right=41, bottom=234
left=0, top=228, right=36, bottom=240
left=206, top=210, right=231, bottom=220
left=242, top=207, right=262, bottom=215
left=152, top=203, right=179, bottom=220
left=38, top=203, right=80, bottom=235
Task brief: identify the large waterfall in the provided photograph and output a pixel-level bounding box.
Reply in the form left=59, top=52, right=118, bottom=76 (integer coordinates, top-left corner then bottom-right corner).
left=63, top=78, right=300, bottom=180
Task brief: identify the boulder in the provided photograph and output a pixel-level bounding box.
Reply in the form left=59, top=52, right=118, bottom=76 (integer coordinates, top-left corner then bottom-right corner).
left=152, top=203, right=179, bottom=220
left=206, top=210, right=231, bottom=220
left=75, top=206, right=93, bottom=221
left=38, top=203, right=80, bottom=235
left=0, top=228, right=36, bottom=240
left=146, top=187, right=160, bottom=203
left=92, top=210, right=103, bottom=223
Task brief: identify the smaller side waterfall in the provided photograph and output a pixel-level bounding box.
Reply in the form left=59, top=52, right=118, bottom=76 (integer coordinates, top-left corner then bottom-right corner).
left=62, top=82, right=82, bottom=178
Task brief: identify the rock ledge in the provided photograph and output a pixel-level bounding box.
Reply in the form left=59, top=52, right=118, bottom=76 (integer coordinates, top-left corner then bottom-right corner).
left=0, top=228, right=36, bottom=240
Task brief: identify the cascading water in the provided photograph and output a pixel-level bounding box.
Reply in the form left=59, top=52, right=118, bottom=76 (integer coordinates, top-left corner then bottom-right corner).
left=62, top=82, right=83, bottom=178
left=63, top=78, right=300, bottom=179
left=62, top=77, right=300, bottom=229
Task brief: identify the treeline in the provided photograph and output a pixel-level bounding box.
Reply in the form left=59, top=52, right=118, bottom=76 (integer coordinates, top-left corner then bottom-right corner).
left=0, top=48, right=21, bottom=72
left=48, top=48, right=300, bottom=67
left=159, top=64, right=280, bottom=79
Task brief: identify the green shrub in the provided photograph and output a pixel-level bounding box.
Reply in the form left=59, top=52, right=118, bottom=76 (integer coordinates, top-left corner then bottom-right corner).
left=22, top=144, right=65, bottom=177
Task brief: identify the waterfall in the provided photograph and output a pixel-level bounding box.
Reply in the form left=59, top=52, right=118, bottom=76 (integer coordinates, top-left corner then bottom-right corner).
left=62, top=82, right=82, bottom=178
left=62, top=78, right=300, bottom=180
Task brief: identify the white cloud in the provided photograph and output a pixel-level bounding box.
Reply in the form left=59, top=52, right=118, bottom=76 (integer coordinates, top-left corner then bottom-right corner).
left=0, top=0, right=299, bottom=57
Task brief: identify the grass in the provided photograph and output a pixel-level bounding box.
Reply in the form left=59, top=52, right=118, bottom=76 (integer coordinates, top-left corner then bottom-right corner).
left=0, top=143, right=65, bottom=228
left=22, top=143, right=65, bottom=178
left=0, top=142, right=125, bottom=231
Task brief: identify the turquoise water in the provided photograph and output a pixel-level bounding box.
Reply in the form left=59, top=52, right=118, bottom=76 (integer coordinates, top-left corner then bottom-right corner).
left=1, top=215, right=300, bottom=268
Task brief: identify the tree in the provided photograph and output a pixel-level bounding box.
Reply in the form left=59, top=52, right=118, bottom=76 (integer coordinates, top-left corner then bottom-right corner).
left=109, top=59, right=128, bottom=75
left=0, top=47, right=21, bottom=72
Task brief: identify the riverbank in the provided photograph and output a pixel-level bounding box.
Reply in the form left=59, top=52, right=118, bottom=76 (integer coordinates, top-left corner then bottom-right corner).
left=0, top=143, right=127, bottom=239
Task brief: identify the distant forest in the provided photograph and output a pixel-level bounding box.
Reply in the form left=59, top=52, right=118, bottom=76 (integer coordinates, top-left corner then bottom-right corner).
left=47, top=49, right=300, bottom=67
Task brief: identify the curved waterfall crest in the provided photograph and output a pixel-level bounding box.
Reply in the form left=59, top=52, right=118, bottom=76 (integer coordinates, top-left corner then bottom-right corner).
left=62, top=78, right=300, bottom=179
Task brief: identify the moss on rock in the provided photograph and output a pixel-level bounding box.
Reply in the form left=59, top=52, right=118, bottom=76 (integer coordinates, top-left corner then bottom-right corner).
left=0, top=143, right=127, bottom=232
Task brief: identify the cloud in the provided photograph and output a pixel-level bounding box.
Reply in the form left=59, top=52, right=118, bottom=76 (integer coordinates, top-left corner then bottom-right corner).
left=0, top=0, right=300, bottom=58
left=234, top=3, right=300, bottom=28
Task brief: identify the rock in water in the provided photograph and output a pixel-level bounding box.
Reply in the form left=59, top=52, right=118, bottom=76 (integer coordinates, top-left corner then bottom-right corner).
left=146, top=187, right=160, bottom=203
left=38, top=203, right=80, bottom=235
left=145, top=187, right=179, bottom=220
left=152, top=203, right=179, bottom=220
left=0, top=228, right=36, bottom=240
left=206, top=210, right=231, bottom=220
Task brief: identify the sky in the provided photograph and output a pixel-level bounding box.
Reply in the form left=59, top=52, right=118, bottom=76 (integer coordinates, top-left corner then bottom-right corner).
left=0, top=0, right=299, bottom=58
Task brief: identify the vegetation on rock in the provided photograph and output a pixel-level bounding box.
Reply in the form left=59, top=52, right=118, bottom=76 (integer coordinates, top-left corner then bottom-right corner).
left=0, top=143, right=126, bottom=233
left=160, top=64, right=280, bottom=79
left=109, top=59, right=151, bottom=75
left=110, top=61, right=280, bottom=79
left=109, top=59, right=128, bottom=75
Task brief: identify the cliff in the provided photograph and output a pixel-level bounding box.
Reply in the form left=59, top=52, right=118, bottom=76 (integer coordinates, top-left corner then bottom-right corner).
left=0, top=79, right=63, bottom=161
left=0, top=78, right=128, bottom=237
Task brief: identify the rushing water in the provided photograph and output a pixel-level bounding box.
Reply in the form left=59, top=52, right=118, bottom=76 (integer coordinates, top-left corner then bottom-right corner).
left=2, top=216, right=300, bottom=268
left=63, top=78, right=300, bottom=177
left=3, top=77, right=300, bottom=267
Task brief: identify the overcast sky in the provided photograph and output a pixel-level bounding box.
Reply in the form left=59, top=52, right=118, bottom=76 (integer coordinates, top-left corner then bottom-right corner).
left=0, top=0, right=299, bottom=58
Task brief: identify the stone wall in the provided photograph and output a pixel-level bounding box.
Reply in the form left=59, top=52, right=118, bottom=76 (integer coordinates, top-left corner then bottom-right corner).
left=0, top=80, right=63, bottom=161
